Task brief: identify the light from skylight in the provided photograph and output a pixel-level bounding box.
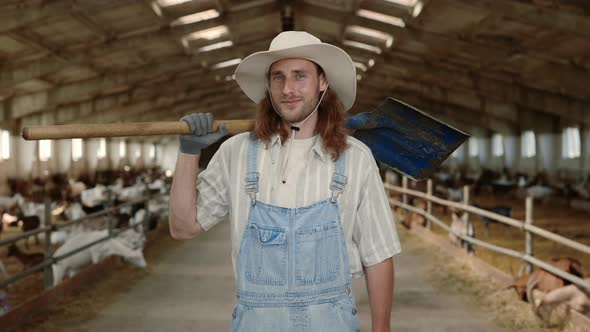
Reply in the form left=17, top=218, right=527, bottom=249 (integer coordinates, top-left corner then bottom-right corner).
left=354, top=62, right=367, bottom=72
left=72, top=138, right=83, bottom=161
left=385, top=0, right=418, bottom=6
left=171, top=9, right=220, bottom=26
left=368, top=59, right=375, bottom=68
left=39, top=140, right=52, bottom=162
left=149, top=145, right=156, bottom=159
left=97, top=138, right=106, bottom=158
left=346, top=25, right=394, bottom=48
left=119, top=140, right=126, bottom=158
left=356, top=9, right=405, bottom=27
left=343, top=40, right=382, bottom=54
left=412, top=1, right=424, bottom=17
left=211, top=58, right=242, bottom=70
left=468, top=137, right=478, bottom=157
left=521, top=130, right=536, bottom=158
left=157, top=0, right=192, bottom=7
left=183, top=26, right=228, bottom=42
left=198, top=40, right=233, bottom=52
left=562, top=127, right=581, bottom=159
left=492, top=134, right=504, bottom=157
left=0, top=130, right=9, bottom=160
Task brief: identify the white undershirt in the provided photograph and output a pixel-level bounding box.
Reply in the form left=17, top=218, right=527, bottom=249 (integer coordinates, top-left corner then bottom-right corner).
left=275, top=135, right=317, bottom=208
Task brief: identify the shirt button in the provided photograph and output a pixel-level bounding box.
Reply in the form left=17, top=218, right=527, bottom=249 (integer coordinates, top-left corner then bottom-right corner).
left=352, top=308, right=357, bottom=315
left=232, top=312, right=236, bottom=318
left=262, top=236, right=268, bottom=242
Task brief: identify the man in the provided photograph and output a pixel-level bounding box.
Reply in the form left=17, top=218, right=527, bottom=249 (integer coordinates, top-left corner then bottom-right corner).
left=169, top=31, right=401, bottom=332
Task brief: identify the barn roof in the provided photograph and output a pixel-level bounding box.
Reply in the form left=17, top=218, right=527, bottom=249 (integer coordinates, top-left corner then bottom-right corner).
left=0, top=0, right=589, bottom=140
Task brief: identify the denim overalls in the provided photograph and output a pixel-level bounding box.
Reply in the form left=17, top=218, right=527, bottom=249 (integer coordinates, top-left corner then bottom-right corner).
left=231, top=137, right=361, bottom=332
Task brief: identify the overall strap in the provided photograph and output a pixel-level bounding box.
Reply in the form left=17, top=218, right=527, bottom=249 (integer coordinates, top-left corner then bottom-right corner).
left=245, top=134, right=260, bottom=206
left=329, top=150, right=348, bottom=203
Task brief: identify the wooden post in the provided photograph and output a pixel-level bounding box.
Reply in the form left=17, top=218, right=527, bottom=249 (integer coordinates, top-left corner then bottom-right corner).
left=462, top=185, right=474, bottom=254
left=525, top=196, right=534, bottom=274
left=426, top=179, right=433, bottom=230
left=43, top=197, right=53, bottom=289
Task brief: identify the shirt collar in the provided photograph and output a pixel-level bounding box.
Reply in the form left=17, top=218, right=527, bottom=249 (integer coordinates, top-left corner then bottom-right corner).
left=268, top=133, right=329, bottom=164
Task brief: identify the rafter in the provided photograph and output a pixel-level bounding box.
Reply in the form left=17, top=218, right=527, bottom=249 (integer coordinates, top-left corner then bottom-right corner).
left=299, top=2, right=590, bottom=99
left=449, top=0, right=590, bottom=37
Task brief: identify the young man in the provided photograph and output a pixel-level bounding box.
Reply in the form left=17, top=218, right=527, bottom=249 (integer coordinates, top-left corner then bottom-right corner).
left=169, top=31, right=401, bottom=332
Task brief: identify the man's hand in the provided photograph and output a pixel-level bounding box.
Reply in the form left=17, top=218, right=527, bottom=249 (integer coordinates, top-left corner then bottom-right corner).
left=179, top=113, right=228, bottom=155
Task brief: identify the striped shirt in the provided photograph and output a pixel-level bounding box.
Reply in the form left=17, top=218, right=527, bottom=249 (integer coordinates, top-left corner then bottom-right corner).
left=197, top=132, right=401, bottom=279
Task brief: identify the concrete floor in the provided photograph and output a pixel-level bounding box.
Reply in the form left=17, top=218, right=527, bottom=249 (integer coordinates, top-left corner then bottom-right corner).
left=73, top=221, right=505, bottom=332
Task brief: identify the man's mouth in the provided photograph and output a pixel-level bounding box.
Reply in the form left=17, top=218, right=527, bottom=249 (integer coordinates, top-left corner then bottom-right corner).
left=281, top=99, right=302, bottom=106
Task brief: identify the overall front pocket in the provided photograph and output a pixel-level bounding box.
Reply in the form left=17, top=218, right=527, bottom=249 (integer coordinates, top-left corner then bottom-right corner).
left=243, top=224, right=287, bottom=285
left=295, top=222, right=341, bottom=285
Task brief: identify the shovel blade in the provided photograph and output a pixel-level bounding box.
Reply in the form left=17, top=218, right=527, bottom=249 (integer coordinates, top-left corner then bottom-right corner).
left=346, top=97, right=469, bottom=181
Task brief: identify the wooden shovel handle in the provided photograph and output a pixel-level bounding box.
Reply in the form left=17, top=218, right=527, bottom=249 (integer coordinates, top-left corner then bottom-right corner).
left=21, top=120, right=255, bottom=140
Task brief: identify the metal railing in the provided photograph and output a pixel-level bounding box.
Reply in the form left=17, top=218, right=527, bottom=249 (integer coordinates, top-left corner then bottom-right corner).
left=0, top=191, right=168, bottom=290
left=385, top=175, right=590, bottom=292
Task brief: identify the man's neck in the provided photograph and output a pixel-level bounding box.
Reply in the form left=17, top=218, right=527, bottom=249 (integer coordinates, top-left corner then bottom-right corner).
left=282, top=111, right=318, bottom=139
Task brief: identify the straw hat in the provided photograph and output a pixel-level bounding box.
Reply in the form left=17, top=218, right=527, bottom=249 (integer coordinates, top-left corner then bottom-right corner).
left=234, top=31, right=357, bottom=111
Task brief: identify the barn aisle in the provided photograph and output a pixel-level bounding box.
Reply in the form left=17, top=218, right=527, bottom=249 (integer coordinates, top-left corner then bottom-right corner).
left=33, top=220, right=505, bottom=332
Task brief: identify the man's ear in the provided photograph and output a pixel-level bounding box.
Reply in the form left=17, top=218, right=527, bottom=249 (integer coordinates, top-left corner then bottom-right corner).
left=319, top=73, right=328, bottom=91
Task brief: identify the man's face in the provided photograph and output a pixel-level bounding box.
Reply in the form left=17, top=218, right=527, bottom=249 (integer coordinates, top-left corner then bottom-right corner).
left=268, top=58, right=328, bottom=123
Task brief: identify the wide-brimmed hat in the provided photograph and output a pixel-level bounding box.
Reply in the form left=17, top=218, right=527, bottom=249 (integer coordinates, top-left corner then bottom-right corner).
left=234, top=31, right=356, bottom=112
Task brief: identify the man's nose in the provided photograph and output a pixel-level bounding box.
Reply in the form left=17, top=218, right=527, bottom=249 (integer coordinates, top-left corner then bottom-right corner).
left=282, top=77, right=296, bottom=95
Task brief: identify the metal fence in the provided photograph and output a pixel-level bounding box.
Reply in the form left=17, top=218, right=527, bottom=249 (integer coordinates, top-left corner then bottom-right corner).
left=385, top=174, right=590, bottom=292
left=0, top=192, right=168, bottom=290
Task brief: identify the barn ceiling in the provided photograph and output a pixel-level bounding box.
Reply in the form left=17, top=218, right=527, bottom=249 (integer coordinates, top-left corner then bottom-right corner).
left=0, top=0, right=589, bottom=140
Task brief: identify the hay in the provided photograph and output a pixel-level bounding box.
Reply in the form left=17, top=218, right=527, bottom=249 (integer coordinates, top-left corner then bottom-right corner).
left=408, top=228, right=567, bottom=332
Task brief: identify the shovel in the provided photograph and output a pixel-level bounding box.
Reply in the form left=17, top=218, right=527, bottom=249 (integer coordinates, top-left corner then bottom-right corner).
left=21, top=97, right=468, bottom=180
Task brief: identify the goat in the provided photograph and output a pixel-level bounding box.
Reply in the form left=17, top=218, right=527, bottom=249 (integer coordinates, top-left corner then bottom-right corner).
left=449, top=209, right=475, bottom=254
left=527, top=278, right=590, bottom=324
left=474, top=204, right=512, bottom=237
left=52, top=229, right=147, bottom=285
left=6, top=244, right=44, bottom=270
left=510, top=257, right=583, bottom=301
left=9, top=214, right=41, bottom=249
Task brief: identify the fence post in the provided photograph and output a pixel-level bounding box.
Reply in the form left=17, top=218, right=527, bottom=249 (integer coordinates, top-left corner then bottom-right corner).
left=402, top=176, right=408, bottom=206
left=43, top=197, right=53, bottom=289
left=462, top=185, right=474, bottom=254
left=426, top=179, right=432, bottom=230
left=525, top=196, right=534, bottom=274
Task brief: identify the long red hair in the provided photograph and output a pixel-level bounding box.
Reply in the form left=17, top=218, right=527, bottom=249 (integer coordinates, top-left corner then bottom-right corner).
left=253, top=87, right=349, bottom=161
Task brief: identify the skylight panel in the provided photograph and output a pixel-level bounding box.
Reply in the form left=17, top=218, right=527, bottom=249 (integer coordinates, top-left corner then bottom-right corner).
left=468, top=137, right=478, bottom=157
left=346, top=25, right=394, bottom=48
left=171, top=9, right=220, bottom=26
left=385, top=0, right=419, bottom=6
left=157, top=0, right=192, bottom=7
left=197, top=40, right=233, bottom=52
left=356, top=9, right=405, bottom=27
left=211, top=58, right=242, bottom=70
left=354, top=61, right=367, bottom=72
left=343, top=40, right=382, bottom=54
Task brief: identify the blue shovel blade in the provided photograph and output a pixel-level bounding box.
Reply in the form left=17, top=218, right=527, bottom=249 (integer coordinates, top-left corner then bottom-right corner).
left=346, top=97, right=470, bottom=181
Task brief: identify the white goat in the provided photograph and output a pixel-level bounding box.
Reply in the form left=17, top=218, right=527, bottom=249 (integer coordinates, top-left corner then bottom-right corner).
left=52, top=229, right=147, bottom=285
left=528, top=278, right=590, bottom=323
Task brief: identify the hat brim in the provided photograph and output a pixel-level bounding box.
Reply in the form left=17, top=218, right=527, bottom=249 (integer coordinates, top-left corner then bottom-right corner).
left=234, top=43, right=357, bottom=112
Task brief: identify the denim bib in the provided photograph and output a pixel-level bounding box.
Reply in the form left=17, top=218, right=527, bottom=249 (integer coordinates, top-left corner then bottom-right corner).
left=231, top=136, right=360, bottom=332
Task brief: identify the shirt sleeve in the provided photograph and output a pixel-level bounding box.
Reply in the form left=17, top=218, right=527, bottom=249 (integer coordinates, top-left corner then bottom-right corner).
left=196, top=139, right=232, bottom=231
left=353, top=159, right=402, bottom=267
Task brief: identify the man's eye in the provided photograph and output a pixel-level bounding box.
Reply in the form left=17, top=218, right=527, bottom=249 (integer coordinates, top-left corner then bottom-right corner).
left=296, top=74, right=306, bottom=79
left=272, top=76, right=283, bottom=81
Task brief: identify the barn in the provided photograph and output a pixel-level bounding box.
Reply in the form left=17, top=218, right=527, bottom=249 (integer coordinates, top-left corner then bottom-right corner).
left=0, top=0, right=589, bottom=331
